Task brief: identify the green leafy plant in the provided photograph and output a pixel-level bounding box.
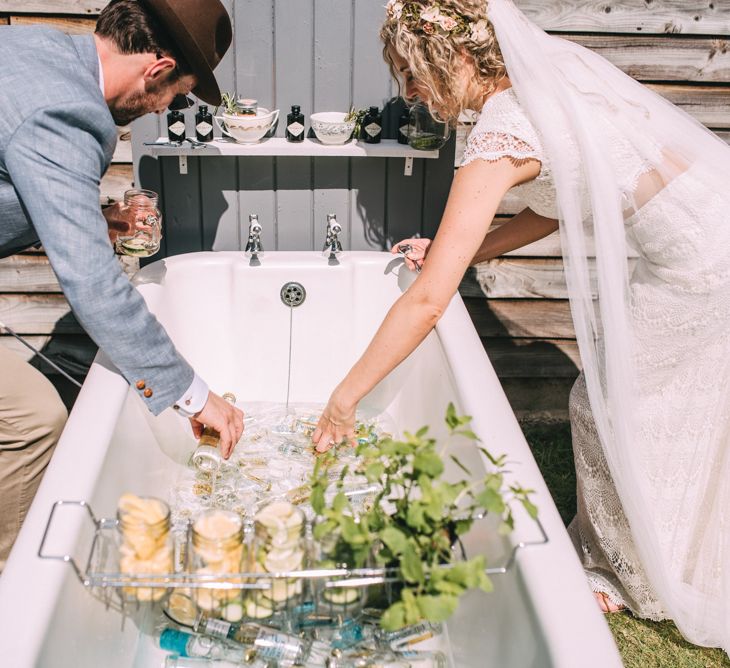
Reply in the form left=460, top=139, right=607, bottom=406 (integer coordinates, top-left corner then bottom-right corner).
left=218, top=91, right=240, bottom=116
left=344, top=107, right=368, bottom=138
left=309, top=403, right=538, bottom=631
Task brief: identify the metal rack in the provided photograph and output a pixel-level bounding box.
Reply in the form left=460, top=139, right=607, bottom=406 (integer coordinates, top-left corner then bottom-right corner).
left=38, top=500, right=549, bottom=608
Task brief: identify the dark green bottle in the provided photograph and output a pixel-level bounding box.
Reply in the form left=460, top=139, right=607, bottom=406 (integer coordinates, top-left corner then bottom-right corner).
left=286, top=105, right=305, bottom=142
left=361, top=106, right=382, bottom=143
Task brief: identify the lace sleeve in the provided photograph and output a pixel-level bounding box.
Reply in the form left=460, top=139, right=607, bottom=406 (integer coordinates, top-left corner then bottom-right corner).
left=460, top=130, right=542, bottom=168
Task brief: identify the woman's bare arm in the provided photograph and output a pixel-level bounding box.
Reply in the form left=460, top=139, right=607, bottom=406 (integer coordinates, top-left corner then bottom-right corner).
left=471, top=207, right=558, bottom=265
left=312, top=157, right=541, bottom=449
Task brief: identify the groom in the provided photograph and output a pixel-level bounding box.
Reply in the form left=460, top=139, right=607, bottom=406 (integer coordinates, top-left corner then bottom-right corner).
left=0, top=0, right=244, bottom=568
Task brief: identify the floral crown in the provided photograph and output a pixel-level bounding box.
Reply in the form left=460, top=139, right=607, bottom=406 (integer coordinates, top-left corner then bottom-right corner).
left=386, top=1, right=490, bottom=43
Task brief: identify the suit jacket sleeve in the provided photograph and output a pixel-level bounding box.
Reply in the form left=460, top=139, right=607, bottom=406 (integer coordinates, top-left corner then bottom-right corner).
left=5, top=101, right=195, bottom=414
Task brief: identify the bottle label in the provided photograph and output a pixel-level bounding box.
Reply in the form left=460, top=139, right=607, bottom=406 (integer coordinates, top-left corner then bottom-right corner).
left=287, top=122, right=305, bottom=137
left=364, top=122, right=381, bottom=138
left=204, top=617, right=232, bottom=638
left=254, top=631, right=301, bottom=661
left=169, top=121, right=185, bottom=137
left=196, top=121, right=213, bottom=136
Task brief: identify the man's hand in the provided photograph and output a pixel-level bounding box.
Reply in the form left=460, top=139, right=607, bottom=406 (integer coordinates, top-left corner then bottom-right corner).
left=190, top=391, right=244, bottom=458
left=102, top=201, right=160, bottom=245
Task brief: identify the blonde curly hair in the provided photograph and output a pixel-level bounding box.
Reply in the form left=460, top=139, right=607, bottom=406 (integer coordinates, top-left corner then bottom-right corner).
left=380, top=1, right=506, bottom=124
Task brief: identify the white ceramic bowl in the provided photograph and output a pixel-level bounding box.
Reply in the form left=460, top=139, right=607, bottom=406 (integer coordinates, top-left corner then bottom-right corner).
left=214, top=108, right=279, bottom=144
left=310, top=112, right=356, bottom=145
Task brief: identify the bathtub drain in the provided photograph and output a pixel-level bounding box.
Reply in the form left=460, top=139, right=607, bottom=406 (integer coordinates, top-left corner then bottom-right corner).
left=280, top=282, right=306, bottom=307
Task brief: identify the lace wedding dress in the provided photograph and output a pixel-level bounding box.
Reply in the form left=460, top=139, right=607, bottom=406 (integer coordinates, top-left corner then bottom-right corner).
left=462, top=88, right=730, bottom=619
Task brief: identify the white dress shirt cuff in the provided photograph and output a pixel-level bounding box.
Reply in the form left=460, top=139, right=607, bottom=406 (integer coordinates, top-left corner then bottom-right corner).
left=172, top=374, right=209, bottom=417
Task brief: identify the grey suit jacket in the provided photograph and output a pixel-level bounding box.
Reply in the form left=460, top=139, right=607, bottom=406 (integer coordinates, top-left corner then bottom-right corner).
left=0, top=27, right=194, bottom=414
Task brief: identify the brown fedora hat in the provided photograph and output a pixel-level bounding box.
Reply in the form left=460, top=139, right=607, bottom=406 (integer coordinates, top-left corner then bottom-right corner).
left=142, top=0, right=232, bottom=105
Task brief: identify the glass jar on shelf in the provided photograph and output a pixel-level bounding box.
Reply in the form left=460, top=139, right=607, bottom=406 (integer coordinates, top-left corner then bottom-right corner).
left=192, top=509, right=247, bottom=619
left=116, top=493, right=174, bottom=602
left=248, top=501, right=307, bottom=619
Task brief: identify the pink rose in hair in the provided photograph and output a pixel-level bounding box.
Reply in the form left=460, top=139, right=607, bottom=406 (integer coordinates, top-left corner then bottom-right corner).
left=422, top=21, right=436, bottom=34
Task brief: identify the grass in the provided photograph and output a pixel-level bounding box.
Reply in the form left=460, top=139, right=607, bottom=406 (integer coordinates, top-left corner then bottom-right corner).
left=521, top=421, right=730, bottom=668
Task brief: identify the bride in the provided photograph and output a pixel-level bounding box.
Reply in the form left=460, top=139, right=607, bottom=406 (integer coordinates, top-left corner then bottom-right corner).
left=312, top=0, right=730, bottom=650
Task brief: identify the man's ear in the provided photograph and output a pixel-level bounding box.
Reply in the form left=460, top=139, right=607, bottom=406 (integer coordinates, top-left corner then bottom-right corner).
left=143, top=56, right=176, bottom=86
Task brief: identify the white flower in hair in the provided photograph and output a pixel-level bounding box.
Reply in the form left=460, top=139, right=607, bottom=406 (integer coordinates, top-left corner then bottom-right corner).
left=438, top=14, right=458, bottom=31
left=470, top=18, right=490, bottom=43
left=421, top=6, right=442, bottom=23
left=386, top=0, right=404, bottom=19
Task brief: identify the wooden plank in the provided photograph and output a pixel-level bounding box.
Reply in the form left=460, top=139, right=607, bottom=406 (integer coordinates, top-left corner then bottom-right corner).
left=100, top=163, right=133, bottom=205
left=567, top=34, right=730, bottom=83
left=460, top=259, right=574, bottom=299
left=482, top=337, right=582, bottom=378
left=0, top=294, right=80, bottom=334
left=499, top=377, right=577, bottom=421
left=0, top=255, right=59, bottom=291
left=464, top=298, right=575, bottom=339
left=0, top=2, right=105, bottom=14
left=646, top=84, right=730, bottom=128
left=9, top=14, right=95, bottom=33
left=516, top=0, right=730, bottom=35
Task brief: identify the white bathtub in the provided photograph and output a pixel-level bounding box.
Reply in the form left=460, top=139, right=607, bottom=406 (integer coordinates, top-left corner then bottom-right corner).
left=0, top=251, right=621, bottom=667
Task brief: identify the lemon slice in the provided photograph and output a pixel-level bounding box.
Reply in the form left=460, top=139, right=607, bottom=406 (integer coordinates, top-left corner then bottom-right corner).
left=245, top=598, right=274, bottom=619
left=264, top=548, right=304, bottom=573
left=322, top=587, right=360, bottom=605
left=261, top=577, right=302, bottom=603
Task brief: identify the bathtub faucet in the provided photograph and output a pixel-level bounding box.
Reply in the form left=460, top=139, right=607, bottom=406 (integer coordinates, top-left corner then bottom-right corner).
left=245, top=214, right=263, bottom=262
left=323, top=213, right=342, bottom=260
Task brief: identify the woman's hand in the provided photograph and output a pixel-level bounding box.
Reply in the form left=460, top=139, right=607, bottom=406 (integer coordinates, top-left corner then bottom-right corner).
left=312, top=391, right=357, bottom=453
left=391, top=237, right=432, bottom=271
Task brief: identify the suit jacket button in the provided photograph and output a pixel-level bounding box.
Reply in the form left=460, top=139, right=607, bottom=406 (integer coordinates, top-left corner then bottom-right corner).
left=143, top=388, right=153, bottom=398
left=136, top=380, right=146, bottom=390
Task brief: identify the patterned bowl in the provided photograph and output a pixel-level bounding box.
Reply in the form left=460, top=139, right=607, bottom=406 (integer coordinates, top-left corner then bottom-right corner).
left=214, top=108, right=279, bottom=144
left=310, top=112, right=356, bottom=145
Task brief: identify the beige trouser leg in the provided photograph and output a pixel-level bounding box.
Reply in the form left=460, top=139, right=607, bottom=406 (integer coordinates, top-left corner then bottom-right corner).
left=0, top=345, right=67, bottom=572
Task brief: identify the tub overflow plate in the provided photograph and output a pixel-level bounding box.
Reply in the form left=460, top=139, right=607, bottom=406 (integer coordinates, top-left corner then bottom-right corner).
left=280, top=282, right=306, bottom=307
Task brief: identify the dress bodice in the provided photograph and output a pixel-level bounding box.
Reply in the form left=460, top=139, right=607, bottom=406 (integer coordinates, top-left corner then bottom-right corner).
left=460, top=88, right=656, bottom=221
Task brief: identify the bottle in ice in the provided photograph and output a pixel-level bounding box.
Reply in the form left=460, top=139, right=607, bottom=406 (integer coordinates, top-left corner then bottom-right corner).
left=158, top=628, right=246, bottom=663
left=190, top=392, right=237, bottom=472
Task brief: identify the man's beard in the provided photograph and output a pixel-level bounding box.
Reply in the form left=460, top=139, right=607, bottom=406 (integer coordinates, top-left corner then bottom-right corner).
left=110, top=89, right=163, bottom=126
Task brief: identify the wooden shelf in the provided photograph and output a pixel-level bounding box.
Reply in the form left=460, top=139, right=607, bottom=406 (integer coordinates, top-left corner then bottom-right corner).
left=143, top=137, right=439, bottom=159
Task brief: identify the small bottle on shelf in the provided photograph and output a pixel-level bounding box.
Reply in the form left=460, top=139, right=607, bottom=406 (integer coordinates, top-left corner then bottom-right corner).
left=167, top=109, right=186, bottom=143
left=360, top=106, right=382, bottom=144
left=195, top=105, right=214, bottom=142
left=285, top=105, right=305, bottom=142
left=397, top=109, right=410, bottom=145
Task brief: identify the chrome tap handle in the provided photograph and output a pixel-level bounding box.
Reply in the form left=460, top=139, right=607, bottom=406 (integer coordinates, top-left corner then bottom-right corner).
left=245, top=214, right=263, bottom=255
left=323, top=213, right=343, bottom=256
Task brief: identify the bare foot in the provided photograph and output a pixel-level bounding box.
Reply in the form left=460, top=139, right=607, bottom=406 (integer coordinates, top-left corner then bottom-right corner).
left=595, top=591, right=626, bottom=613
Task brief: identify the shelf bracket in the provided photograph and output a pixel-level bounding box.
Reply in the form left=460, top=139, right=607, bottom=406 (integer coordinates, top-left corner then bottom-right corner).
left=403, top=156, right=414, bottom=177
left=179, top=155, right=188, bottom=175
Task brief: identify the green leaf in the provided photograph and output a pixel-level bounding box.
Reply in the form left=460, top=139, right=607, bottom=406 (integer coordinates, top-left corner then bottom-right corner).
left=340, top=516, right=367, bottom=545
left=475, top=487, right=506, bottom=515
left=402, top=588, right=422, bottom=626
left=445, top=403, right=459, bottom=430
left=332, top=491, right=347, bottom=513
left=381, top=527, right=408, bottom=555
left=365, top=461, right=385, bottom=483
left=455, top=428, right=480, bottom=442
left=380, top=602, right=406, bottom=631
left=400, top=543, right=425, bottom=584
left=313, top=518, right=337, bottom=540
left=406, top=503, right=429, bottom=532
left=311, top=484, right=325, bottom=515
left=413, top=450, right=444, bottom=478
left=520, top=497, right=539, bottom=520
left=416, top=426, right=429, bottom=438
left=449, top=454, right=471, bottom=477
left=416, top=594, right=459, bottom=623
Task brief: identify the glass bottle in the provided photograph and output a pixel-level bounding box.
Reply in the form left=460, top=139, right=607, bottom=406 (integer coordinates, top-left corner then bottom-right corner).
left=361, top=106, right=382, bottom=144
left=249, top=501, right=306, bottom=615
left=167, top=109, right=186, bottom=142
left=192, top=509, right=246, bottom=617
left=286, top=105, right=305, bottom=142
left=375, top=621, right=443, bottom=650
left=328, top=648, right=447, bottom=668
left=233, top=623, right=330, bottom=668
left=191, top=392, right=237, bottom=472
left=159, top=628, right=246, bottom=663
left=196, top=105, right=214, bottom=142
left=397, top=110, right=410, bottom=145
left=116, top=494, right=173, bottom=602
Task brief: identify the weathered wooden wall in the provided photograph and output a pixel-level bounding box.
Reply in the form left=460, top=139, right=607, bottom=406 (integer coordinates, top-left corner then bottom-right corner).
left=1, top=0, right=729, bottom=417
